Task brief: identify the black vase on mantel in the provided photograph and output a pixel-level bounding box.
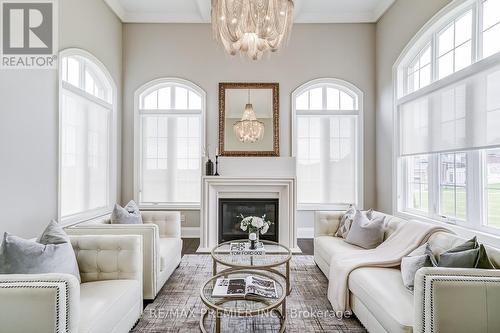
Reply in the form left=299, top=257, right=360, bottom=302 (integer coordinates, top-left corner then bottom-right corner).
left=205, top=159, right=214, bottom=176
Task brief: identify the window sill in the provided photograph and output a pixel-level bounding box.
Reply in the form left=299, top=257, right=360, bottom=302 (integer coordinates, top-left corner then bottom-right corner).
left=395, top=210, right=500, bottom=248
left=60, top=207, right=113, bottom=228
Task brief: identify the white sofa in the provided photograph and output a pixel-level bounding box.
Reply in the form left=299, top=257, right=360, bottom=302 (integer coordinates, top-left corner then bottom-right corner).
left=0, top=234, right=143, bottom=333
left=314, top=211, right=500, bottom=333
left=65, top=211, right=182, bottom=300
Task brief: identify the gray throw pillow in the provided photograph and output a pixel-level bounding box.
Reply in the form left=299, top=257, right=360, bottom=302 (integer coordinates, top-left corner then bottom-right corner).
left=476, top=244, right=496, bottom=269
left=111, top=200, right=143, bottom=224
left=335, top=205, right=356, bottom=238
left=401, top=243, right=434, bottom=291
left=345, top=210, right=386, bottom=249
left=434, top=237, right=480, bottom=268
left=0, top=221, right=80, bottom=282
left=447, top=236, right=477, bottom=253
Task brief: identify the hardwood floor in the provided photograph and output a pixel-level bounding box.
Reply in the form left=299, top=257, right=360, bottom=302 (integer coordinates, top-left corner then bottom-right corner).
left=181, top=238, right=200, bottom=255
left=181, top=238, right=314, bottom=255
left=297, top=238, right=314, bottom=255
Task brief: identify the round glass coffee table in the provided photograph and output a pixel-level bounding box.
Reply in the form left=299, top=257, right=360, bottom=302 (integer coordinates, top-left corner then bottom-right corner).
left=211, top=240, right=292, bottom=295
left=199, top=269, right=286, bottom=333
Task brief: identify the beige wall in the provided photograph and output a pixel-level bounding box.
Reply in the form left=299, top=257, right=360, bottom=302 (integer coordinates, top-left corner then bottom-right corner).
left=122, top=23, right=377, bottom=227
left=0, top=0, right=122, bottom=238
left=375, top=0, right=451, bottom=214
left=0, top=0, right=458, bottom=236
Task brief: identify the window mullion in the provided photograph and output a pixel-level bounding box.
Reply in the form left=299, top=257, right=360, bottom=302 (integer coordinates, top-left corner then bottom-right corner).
left=322, top=86, right=327, bottom=110
left=476, top=149, right=484, bottom=228
left=320, top=118, right=331, bottom=203
left=400, top=156, right=407, bottom=212
left=83, top=104, right=90, bottom=212
left=477, top=0, right=484, bottom=60
left=431, top=32, right=438, bottom=83
left=171, top=86, right=176, bottom=110
left=473, top=150, right=486, bottom=228
left=167, top=117, right=177, bottom=202
left=429, top=154, right=440, bottom=219
left=80, top=62, right=86, bottom=91
left=472, top=3, right=479, bottom=63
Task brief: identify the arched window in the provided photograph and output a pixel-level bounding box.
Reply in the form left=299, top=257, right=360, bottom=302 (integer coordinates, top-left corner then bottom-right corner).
left=292, top=79, right=363, bottom=209
left=398, top=0, right=500, bottom=98
left=135, top=78, right=205, bottom=208
left=59, top=49, right=117, bottom=222
left=395, top=0, right=500, bottom=234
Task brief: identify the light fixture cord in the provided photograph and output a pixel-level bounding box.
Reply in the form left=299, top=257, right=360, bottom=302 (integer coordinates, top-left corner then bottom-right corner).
left=248, top=89, right=251, bottom=103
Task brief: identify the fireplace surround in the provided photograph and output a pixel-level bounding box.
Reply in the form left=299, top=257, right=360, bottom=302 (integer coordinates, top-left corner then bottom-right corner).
left=199, top=176, right=299, bottom=253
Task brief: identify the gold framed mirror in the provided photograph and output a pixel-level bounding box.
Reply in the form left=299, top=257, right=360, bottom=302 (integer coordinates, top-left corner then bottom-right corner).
left=218, top=82, right=279, bottom=157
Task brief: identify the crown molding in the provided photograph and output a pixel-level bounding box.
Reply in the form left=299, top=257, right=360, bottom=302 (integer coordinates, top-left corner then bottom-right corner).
left=372, top=0, right=396, bottom=22
left=104, top=0, right=395, bottom=24
left=103, top=0, right=126, bottom=21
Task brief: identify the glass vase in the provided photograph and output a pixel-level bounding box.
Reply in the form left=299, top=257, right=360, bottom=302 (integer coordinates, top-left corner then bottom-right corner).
left=249, top=229, right=260, bottom=244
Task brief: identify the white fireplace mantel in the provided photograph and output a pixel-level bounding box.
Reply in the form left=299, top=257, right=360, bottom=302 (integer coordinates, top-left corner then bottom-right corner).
left=198, top=176, right=300, bottom=253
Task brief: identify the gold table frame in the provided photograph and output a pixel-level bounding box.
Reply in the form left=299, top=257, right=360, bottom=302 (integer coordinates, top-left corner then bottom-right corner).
left=210, top=239, right=292, bottom=296
left=199, top=269, right=287, bottom=333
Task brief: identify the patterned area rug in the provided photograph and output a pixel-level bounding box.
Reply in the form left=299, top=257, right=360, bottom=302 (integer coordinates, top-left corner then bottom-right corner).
left=132, top=255, right=367, bottom=333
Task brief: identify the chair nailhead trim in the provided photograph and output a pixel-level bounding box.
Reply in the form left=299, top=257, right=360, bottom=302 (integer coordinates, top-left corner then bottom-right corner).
left=422, top=274, right=500, bottom=333
left=0, top=279, right=71, bottom=333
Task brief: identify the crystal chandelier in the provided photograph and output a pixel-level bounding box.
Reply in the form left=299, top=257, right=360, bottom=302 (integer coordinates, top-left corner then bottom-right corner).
left=233, top=90, right=265, bottom=143
left=212, top=0, right=294, bottom=60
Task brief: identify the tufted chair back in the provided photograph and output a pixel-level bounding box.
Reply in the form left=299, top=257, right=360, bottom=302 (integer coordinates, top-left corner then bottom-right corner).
left=77, top=210, right=181, bottom=238
left=142, top=211, right=181, bottom=238
left=71, top=235, right=142, bottom=283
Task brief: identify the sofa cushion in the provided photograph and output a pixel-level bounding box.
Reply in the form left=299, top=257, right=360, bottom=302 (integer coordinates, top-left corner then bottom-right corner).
left=315, top=236, right=363, bottom=260
left=159, top=238, right=182, bottom=272
left=335, top=205, right=356, bottom=238
left=0, top=221, right=80, bottom=281
left=111, top=201, right=142, bottom=224
left=401, top=243, right=434, bottom=291
left=476, top=244, right=496, bottom=269
left=429, top=232, right=500, bottom=267
left=79, top=280, right=141, bottom=333
left=314, top=236, right=363, bottom=272
left=345, top=211, right=386, bottom=249
left=368, top=211, right=409, bottom=241
left=349, top=267, right=414, bottom=333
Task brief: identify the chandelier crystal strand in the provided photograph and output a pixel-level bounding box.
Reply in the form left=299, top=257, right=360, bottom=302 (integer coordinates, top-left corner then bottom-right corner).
left=212, top=0, right=294, bottom=60
left=233, top=90, right=265, bottom=143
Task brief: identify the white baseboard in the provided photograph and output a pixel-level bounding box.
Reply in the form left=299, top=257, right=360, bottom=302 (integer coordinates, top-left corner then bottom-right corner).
left=297, top=227, right=314, bottom=239
left=181, top=227, right=200, bottom=238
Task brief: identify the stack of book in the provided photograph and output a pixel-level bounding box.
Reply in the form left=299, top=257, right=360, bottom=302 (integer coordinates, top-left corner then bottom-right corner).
left=230, top=242, right=265, bottom=255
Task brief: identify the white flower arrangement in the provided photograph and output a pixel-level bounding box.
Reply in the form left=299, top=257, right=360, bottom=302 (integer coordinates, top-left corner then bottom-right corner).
left=238, top=214, right=273, bottom=235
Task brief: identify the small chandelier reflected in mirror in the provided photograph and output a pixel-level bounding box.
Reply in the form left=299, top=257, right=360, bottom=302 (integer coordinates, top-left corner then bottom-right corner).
left=212, top=0, right=294, bottom=60
left=233, top=90, right=265, bottom=143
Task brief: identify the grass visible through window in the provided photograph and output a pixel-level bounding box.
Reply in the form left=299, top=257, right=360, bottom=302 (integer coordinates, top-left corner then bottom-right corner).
left=488, top=183, right=500, bottom=228
left=413, top=184, right=500, bottom=228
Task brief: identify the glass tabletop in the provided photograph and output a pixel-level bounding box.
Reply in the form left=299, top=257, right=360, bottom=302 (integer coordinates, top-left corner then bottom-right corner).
left=200, top=269, right=286, bottom=315
left=211, top=239, right=292, bottom=268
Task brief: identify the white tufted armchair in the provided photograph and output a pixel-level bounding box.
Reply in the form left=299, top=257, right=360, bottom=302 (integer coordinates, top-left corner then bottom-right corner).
left=0, top=234, right=143, bottom=333
left=65, top=211, right=182, bottom=299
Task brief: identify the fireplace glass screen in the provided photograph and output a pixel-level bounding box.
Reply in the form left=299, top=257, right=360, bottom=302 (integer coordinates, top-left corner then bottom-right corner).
left=218, top=198, right=279, bottom=243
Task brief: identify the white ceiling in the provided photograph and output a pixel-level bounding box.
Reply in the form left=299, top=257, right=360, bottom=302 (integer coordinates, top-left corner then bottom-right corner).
left=104, top=0, right=395, bottom=24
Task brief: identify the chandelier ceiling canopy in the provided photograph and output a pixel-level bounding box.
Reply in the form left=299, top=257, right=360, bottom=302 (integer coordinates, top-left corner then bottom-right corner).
left=233, top=90, right=265, bottom=143
left=212, top=0, right=294, bottom=60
